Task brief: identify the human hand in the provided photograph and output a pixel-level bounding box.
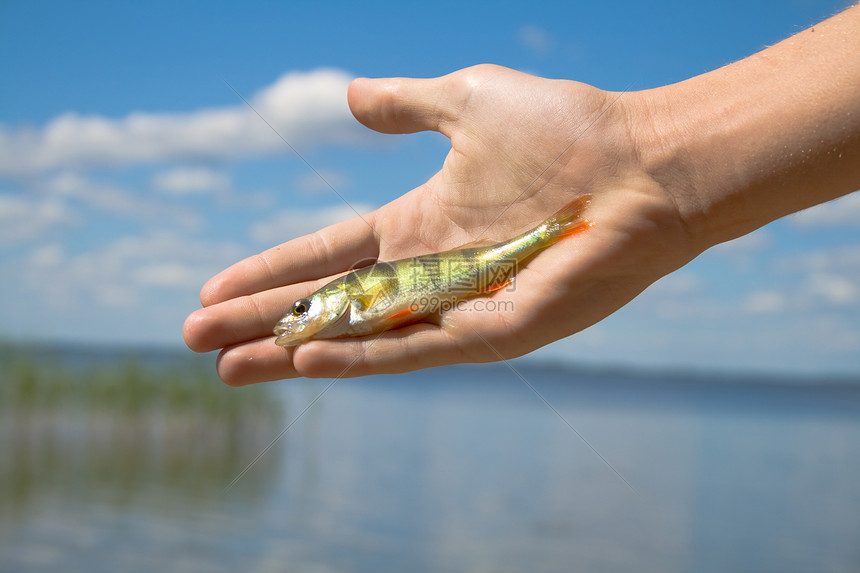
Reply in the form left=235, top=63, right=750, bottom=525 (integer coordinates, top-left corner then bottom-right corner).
left=186, top=6, right=860, bottom=384
left=183, top=64, right=692, bottom=384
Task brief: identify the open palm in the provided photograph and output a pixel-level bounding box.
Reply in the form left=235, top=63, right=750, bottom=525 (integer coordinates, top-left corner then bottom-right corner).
left=184, top=65, right=691, bottom=384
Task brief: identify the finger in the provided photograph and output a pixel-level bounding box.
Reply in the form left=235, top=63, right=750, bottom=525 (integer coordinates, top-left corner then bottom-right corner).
left=348, top=74, right=463, bottom=135
left=210, top=323, right=465, bottom=384
left=216, top=325, right=446, bottom=386
left=216, top=338, right=301, bottom=386
left=185, top=279, right=329, bottom=353
left=201, top=212, right=380, bottom=306
left=212, top=324, right=464, bottom=385
left=291, top=321, right=497, bottom=378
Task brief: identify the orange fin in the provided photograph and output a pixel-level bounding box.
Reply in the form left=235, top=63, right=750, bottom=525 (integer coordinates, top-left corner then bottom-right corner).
left=385, top=307, right=416, bottom=322
left=546, top=195, right=592, bottom=243
left=382, top=308, right=427, bottom=330
left=484, top=277, right=513, bottom=293
left=556, top=220, right=593, bottom=241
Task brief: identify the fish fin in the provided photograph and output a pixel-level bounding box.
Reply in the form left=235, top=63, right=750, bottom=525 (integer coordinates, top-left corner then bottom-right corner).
left=349, top=272, right=399, bottom=312
left=382, top=307, right=428, bottom=330
left=385, top=307, right=415, bottom=322
left=555, top=220, right=593, bottom=241
left=546, top=195, right=593, bottom=243
left=484, top=276, right=513, bottom=293
left=351, top=293, right=374, bottom=312
left=352, top=287, right=396, bottom=312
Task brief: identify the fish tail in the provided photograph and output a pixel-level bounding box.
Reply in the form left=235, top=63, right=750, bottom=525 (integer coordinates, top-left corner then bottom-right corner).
left=544, top=195, right=592, bottom=243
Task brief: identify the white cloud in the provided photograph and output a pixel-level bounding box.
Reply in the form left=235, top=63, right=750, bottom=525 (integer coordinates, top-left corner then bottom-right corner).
left=805, top=273, right=857, bottom=306
left=20, top=231, right=245, bottom=310
left=250, top=202, right=375, bottom=244
left=636, top=272, right=709, bottom=320
left=43, top=171, right=201, bottom=228
left=0, top=194, right=78, bottom=246
left=48, top=171, right=141, bottom=212
left=518, top=25, right=554, bottom=55
left=743, top=290, right=788, bottom=315
left=0, top=68, right=367, bottom=175
left=708, top=228, right=774, bottom=273
left=153, top=167, right=229, bottom=195
left=782, top=244, right=860, bottom=274
left=790, top=190, right=860, bottom=228
left=30, top=243, right=65, bottom=267
left=132, top=262, right=207, bottom=289
left=741, top=249, right=859, bottom=315
left=1, top=231, right=249, bottom=345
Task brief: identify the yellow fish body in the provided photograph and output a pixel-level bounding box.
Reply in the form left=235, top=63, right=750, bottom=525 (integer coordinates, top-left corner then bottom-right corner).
left=273, top=195, right=592, bottom=347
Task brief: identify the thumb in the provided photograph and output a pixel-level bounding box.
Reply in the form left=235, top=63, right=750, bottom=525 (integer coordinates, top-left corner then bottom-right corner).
left=347, top=75, right=460, bottom=135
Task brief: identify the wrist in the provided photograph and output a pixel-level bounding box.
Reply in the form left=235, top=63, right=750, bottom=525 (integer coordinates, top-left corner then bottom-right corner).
left=627, top=78, right=753, bottom=254
left=629, top=5, right=860, bottom=253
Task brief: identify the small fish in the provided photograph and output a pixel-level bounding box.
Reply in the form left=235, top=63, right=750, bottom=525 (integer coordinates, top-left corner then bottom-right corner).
left=273, top=195, right=592, bottom=346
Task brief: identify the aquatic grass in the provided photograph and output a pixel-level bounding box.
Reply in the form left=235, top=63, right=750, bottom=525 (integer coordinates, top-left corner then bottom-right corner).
left=0, top=342, right=287, bottom=513
left=0, top=342, right=283, bottom=419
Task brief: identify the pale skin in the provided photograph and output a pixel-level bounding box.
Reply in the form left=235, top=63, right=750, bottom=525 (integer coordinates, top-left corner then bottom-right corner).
left=184, top=6, right=860, bottom=385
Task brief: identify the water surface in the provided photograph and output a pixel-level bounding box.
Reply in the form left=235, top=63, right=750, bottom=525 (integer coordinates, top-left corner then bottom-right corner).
left=2, top=357, right=859, bottom=572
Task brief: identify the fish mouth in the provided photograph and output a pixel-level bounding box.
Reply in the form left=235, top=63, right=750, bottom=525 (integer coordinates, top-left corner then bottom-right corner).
left=274, top=334, right=301, bottom=347
left=273, top=322, right=305, bottom=347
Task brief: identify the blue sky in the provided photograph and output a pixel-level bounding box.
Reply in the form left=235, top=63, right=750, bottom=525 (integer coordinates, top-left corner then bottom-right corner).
left=1, top=0, right=858, bottom=376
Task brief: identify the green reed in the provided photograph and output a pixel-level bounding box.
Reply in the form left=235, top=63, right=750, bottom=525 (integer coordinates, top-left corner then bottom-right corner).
left=0, top=342, right=282, bottom=420
left=0, top=342, right=288, bottom=511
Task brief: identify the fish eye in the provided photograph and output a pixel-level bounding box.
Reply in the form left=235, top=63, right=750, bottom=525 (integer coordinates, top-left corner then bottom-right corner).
left=291, top=298, right=311, bottom=316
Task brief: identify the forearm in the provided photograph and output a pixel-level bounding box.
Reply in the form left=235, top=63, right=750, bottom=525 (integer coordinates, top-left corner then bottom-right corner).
left=635, top=4, right=860, bottom=252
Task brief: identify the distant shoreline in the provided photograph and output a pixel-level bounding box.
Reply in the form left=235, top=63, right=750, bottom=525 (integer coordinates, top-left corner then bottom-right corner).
left=3, top=338, right=859, bottom=387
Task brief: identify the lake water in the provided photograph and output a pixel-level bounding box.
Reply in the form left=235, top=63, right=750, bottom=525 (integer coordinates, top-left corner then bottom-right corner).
left=2, top=360, right=859, bottom=572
